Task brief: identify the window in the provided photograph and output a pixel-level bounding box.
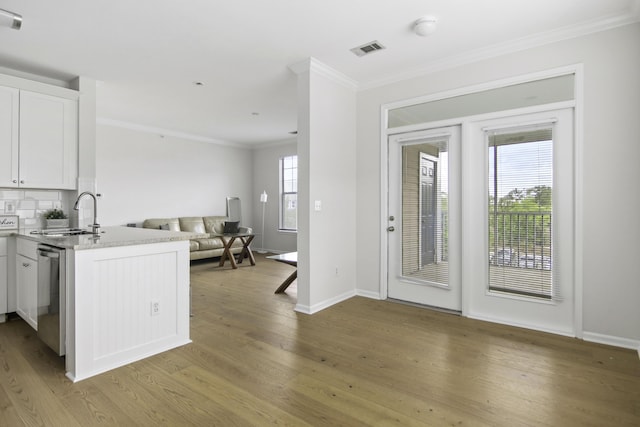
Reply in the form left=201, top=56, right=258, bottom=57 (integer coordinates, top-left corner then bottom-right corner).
left=279, top=155, right=297, bottom=231
left=488, top=126, right=554, bottom=299
left=401, top=139, right=450, bottom=287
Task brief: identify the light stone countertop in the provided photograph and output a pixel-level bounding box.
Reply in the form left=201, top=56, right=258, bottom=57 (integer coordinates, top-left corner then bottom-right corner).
left=4, top=226, right=206, bottom=250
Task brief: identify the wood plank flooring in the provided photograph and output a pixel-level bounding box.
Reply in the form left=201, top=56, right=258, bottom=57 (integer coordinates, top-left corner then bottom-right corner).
left=0, top=252, right=639, bottom=426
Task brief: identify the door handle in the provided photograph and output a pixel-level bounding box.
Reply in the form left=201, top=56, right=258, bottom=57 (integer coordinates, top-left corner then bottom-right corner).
left=387, top=226, right=395, bottom=232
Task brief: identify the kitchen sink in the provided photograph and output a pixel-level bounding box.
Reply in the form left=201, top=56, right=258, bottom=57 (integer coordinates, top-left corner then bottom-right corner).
left=31, top=228, right=96, bottom=236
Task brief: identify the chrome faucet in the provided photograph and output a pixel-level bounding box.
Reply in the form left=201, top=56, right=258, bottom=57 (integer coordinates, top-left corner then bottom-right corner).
left=74, top=191, right=101, bottom=235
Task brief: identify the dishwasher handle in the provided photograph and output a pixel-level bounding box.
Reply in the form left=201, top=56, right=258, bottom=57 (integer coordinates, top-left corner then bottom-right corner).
left=38, top=247, right=61, bottom=259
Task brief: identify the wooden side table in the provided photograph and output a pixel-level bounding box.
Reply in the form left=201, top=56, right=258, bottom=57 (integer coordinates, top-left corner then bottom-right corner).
left=216, top=233, right=255, bottom=269
left=267, top=252, right=297, bottom=293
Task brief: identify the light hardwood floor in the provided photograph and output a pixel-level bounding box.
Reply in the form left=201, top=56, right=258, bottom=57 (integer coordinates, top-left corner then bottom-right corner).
left=0, top=253, right=638, bottom=426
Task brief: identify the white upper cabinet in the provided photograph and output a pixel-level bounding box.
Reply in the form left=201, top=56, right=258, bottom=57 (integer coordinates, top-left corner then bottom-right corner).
left=0, top=85, right=78, bottom=190
left=0, top=86, right=19, bottom=187
left=19, top=91, right=78, bottom=189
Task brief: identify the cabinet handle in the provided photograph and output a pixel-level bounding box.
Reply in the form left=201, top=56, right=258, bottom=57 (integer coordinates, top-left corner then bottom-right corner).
left=13, top=179, right=17, bottom=183
left=22, top=262, right=30, bottom=267
left=20, top=180, right=24, bottom=184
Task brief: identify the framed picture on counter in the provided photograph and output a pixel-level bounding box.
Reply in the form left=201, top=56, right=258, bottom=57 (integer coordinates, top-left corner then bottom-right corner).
left=0, top=215, right=19, bottom=230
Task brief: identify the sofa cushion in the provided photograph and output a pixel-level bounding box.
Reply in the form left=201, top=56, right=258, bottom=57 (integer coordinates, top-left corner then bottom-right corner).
left=229, top=238, right=244, bottom=248
left=203, top=216, right=228, bottom=234
left=142, top=218, right=181, bottom=232
left=196, top=238, right=224, bottom=251
left=179, top=217, right=206, bottom=233
left=188, top=240, right=200, bottom=251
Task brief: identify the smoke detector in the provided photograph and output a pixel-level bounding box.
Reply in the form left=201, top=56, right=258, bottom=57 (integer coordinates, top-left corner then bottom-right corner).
left=414, top=16, right=438, bottom=36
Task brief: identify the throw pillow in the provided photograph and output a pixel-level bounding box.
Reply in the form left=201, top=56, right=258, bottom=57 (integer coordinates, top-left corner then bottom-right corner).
left=223, top=221, right=240, bottom=234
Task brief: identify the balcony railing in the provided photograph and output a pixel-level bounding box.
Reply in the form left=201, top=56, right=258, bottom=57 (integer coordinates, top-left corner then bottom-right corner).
left=489, top=211, right=552, bottom=270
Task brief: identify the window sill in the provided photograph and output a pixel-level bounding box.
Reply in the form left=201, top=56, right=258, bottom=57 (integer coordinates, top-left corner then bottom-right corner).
left=278, top=229, right=297, bottom=234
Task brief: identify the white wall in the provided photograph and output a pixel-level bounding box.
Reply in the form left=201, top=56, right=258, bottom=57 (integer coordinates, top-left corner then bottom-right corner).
left=294, top=59, right=358, bottom=313
left=251, top=139, right=297, bottom=253
left=356, top=23, right=640, bottom=345
left=308, top=69, right=357, bottom=311
left=96, top=124, right=252, bottom=226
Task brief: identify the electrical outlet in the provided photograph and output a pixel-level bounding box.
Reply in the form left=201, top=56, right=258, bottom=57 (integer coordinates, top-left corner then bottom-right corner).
left=151, top=300, right=160, bottom=316
left=5, top=201, right=15, bottom=214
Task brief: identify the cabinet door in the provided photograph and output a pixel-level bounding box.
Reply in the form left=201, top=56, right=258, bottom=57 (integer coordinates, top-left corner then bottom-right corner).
left=19, top=91, right=78, bottom=189
left=16, top=254, right=37, bottom=330
left=0, top=256, right=6, bottom=315
left=0, top=86, right=19, bottom=187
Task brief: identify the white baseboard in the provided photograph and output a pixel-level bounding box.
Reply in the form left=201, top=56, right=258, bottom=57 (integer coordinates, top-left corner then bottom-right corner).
left=293, top=304, right=312, bottom=314
left=582, top=331, right=640, bottom=352
left=294, top=289, right=356, bottom=315
left=467, top=311, right=575, bottom=338
left=356, top=289, right=383, bottom=300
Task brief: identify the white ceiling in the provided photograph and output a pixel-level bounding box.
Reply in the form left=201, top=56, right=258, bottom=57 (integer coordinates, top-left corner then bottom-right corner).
left=0, top=0, right=638, bottom=146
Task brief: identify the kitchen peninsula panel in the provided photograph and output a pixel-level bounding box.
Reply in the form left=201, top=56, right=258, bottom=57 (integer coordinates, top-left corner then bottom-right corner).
left=66, top=239, right=191, bottom=382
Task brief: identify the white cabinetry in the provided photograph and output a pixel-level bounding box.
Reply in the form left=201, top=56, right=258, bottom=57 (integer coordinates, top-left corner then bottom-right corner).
left=16, top=238, right=38, bottom=330
left=0, top=237, right=7, bottom=321
left=0, top=85, right=78, bottom=189
left=0, top=86, right=19, bottom=188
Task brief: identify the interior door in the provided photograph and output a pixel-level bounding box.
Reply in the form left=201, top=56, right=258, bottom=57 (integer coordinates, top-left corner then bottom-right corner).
left=388, top=126, right=461, bottom=311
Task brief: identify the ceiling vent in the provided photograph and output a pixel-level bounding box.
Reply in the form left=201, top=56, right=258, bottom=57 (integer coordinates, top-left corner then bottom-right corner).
left=350, top=40, right=386, bottom=57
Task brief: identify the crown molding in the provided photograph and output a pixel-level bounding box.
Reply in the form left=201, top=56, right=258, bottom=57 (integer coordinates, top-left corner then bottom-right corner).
left=96, top=118, right=249, bottom=149
left=289, top=57, right=358, bottom=90
left=359, top=7, right=640, bottom=91
left=250, top=137, right=297, bottom=150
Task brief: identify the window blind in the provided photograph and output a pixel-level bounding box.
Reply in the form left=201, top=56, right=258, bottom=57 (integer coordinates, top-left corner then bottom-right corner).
left=487, top=125, right=556, bottom=300
left=280, top=155, right=297, bottom=230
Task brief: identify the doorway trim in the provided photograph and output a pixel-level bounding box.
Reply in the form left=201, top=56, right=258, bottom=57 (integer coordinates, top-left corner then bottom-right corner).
left=379, top=64, right=584, bottom=337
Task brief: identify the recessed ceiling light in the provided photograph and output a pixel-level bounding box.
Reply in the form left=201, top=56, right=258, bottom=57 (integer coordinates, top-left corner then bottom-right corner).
left=251, top=112, right=260, bottom=116
left=193, top=81, right=204, bottom=86
left=289, top=130, right=298, bottom=135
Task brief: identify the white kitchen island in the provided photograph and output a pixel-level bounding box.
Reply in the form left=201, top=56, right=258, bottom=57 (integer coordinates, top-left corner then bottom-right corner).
left=20, top=226, right=202, bottom=382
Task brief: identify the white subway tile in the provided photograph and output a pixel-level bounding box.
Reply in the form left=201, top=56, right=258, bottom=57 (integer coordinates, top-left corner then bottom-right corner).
left=24, top=190, right=61, bottom=201
left=0, top=190, right=24, bottom=199
left=18, top=200, right=36, bottom=210
left=16, top=209, right=34, bottom=218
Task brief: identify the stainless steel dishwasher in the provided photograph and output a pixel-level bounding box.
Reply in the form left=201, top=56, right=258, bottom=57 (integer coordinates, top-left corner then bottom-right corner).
left=37, top=244, right=66, bottom=356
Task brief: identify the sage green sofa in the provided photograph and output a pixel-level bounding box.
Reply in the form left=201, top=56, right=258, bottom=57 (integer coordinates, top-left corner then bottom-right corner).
left=142, top=216, right=252, bottom=261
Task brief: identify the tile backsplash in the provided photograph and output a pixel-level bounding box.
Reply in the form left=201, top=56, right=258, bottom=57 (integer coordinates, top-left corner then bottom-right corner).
left=0, top=189, right=73, bottom=232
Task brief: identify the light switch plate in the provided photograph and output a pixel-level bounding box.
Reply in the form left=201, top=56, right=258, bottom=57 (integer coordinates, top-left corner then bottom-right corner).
left=314, top=200, right=322, bottom=211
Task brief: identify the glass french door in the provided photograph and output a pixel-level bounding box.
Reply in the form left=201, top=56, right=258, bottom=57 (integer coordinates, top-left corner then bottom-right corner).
left=387, top=126, right=461, bottom=311
left=387, top=109, right=574, bottom=336
left=463, top=108, right=575, bottom=335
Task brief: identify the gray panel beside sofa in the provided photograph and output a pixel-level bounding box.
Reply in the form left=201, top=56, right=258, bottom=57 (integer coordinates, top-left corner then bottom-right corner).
left=142, top=216, right=253, bottom=261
